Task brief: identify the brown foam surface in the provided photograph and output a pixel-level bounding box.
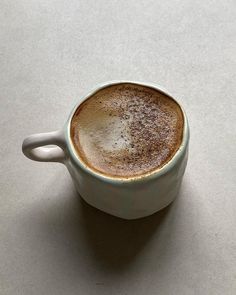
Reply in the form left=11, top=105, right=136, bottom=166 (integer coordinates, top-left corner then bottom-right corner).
left=71, top=83, right=184, bottom=178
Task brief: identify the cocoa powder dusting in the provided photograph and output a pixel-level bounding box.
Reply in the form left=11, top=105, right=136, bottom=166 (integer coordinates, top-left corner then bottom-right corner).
left=71, top=83, right=184, bottom=178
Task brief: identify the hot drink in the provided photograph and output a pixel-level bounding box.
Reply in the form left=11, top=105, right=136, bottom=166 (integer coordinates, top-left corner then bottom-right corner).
left=71, top=83, right=184, bottom=178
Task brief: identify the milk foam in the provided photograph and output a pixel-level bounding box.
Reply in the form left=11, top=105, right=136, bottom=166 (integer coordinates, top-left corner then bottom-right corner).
left=71, top=83, right=184, bottom=178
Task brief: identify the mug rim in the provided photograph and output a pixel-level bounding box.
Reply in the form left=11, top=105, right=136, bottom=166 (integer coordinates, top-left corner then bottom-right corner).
left=65, top=80, right=190, bottom=184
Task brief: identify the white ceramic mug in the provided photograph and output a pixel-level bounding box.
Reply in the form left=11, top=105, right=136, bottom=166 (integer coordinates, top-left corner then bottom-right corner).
left=22, top=81, right=190, bottom=220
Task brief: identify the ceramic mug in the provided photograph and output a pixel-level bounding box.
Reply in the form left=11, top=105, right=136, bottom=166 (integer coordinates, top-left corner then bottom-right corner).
left=22, top=81, right=190, bottom=220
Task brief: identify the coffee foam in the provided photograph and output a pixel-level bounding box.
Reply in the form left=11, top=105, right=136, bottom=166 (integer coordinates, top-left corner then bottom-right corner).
left=71, top=83, right=184, bottom=178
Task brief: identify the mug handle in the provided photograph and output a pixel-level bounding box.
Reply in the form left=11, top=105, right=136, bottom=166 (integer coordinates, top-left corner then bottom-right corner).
left=22, top=130, right=66, bottom=163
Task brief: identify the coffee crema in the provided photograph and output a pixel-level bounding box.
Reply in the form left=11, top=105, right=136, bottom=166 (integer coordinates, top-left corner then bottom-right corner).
left=70, top=83, right=184, bottom=178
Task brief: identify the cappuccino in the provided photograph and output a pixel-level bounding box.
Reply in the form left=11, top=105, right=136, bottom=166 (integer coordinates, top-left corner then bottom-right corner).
left=71, top=83, right=184, bottom=178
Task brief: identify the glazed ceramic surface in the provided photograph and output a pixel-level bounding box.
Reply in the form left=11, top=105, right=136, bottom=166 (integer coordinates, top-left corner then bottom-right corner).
left=22, top=81, right=190, bottom=219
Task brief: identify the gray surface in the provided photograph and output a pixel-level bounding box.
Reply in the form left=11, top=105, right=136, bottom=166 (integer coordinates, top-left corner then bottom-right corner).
left=0, top=0, right=236, bottom=294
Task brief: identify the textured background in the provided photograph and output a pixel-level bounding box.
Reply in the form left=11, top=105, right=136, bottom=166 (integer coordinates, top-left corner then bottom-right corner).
left=0, top=0, right=236, bottom=294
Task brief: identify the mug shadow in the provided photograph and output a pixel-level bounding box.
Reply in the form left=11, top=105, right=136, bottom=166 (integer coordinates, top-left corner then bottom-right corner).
left=79, top=196, right=171, bottom=271
left=30, top=173, right=184, bottom=275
